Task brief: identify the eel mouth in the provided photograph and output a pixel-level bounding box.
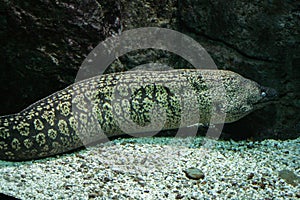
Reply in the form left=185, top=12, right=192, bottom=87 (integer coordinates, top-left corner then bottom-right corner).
left=253, top=101, right=276, bottom=110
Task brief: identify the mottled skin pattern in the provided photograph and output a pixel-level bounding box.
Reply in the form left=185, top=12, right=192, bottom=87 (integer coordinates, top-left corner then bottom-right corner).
left=0, top=69, right=277, bottom=161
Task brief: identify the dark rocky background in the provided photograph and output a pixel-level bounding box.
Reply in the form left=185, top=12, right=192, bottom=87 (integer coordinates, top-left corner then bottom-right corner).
left=0, top=0, right=299, bottom=140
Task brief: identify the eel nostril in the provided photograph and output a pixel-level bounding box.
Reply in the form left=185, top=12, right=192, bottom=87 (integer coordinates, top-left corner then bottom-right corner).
left=267, top=88, right=278, bottom=98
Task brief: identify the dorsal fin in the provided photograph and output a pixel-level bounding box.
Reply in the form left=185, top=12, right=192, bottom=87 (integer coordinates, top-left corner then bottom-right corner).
left=130, top=63, right=173, bottom=72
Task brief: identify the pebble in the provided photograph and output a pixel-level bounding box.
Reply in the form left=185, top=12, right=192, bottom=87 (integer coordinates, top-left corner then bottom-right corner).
left=183, top=167, right=205, bottom=180
left=278, top=169, right=300, bottom=186
left=247, top=172, right=255, bottom=180
left=0, top=136, right=299, bottom=199
left=175, top=193, right=184, bottom=199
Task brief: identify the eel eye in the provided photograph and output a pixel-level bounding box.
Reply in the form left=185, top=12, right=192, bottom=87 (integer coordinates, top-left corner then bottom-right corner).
left=261, top=91, right=267, bottom=97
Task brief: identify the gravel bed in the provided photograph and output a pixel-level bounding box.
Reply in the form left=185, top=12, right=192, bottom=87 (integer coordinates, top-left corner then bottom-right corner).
left=0, top=136, right=299, bottom=200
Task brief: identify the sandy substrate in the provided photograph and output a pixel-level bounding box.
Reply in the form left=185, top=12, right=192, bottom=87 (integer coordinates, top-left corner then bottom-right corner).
left=0, top=136, right=299, bottom=200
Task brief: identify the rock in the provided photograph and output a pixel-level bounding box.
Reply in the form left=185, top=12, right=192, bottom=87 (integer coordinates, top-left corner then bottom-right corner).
left=278, top=169, right=300, bottom=186
left=175, top=193, right=184, bottom=199
left=247, top=172, right=255, bottom=180
left=178, top=0, right=300, bottom=140
left=183, top=167, right=205, bottom=180
left=0, top=0, right=122, bottom=115
left=1, top=0, right=299, bottom=140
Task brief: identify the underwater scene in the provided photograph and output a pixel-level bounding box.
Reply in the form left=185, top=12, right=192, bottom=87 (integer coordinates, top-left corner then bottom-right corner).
left=0, top=1, right=299, bottom=199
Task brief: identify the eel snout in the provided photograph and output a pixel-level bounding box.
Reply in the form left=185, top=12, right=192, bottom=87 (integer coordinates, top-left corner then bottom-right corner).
left=259, top=86, right=278, bottom=103
left=251, top=85, right=278, bottom=111
left=260, top=86, right=278, bottom=100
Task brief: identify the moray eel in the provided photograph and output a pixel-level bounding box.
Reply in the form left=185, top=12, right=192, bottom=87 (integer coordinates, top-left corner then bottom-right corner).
left=0, top=69, right=277, bottom=161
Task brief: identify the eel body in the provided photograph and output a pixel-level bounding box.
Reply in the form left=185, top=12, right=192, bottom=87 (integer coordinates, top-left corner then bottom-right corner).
left=0, top=69, right=277, bottom=161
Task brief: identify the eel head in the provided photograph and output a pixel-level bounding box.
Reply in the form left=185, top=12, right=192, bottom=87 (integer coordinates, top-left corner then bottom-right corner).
left=222, top=72, right=278, bottom=123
